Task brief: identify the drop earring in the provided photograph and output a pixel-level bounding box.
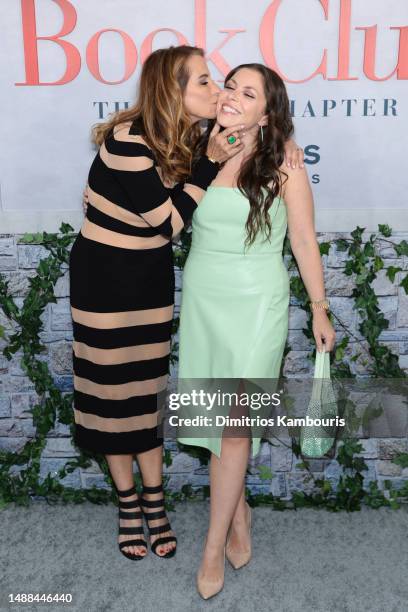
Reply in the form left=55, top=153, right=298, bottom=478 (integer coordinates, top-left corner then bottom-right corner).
left=260, top=125, right=264, bottom=143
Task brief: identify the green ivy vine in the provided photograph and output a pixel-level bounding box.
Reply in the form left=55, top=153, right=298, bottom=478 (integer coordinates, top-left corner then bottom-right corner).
left=0, top=223, right=407, bottom=511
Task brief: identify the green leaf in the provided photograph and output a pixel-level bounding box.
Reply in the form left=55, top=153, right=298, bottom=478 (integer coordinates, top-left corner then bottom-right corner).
left=322, top=480, right=332, bottom=494
left=335, top=239, right=349, bottom=252
left=319, top=242, right=331, bottom=256
left=363, top=243, right=375, bottom=257
left=334, top=345, right=344, bottom=361
left=21, top=233, right=34, bottom=243
left=391, top=453, right=408, bottom=468
left=19, top=232, right=44, bottom=244
left=164, top=448, right=173, bottom=468
left=373, top=256, right=384, bottom=272
left=59, top=222, right=75, bottom=234
left=394, top=240, right=408, bottom=257
left=355, top=269, right=370, bottom=283
left=400, top=274, right=408, bottom=295
left=386, top=266, right=402, bottom=283
left=350, top=226, right=365, bottom=242
left=257, top=465, right=273, bottom=481
left=378, top=224, right=392, bottom=237
left=362, top=399, right=384, bottom=428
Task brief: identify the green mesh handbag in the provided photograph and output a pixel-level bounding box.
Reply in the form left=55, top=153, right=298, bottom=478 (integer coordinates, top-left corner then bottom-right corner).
left=300, top=347, right=338, bottom=458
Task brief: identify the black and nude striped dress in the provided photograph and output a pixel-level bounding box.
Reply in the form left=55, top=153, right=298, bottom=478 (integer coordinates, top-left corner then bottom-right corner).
left=69, top=119, right=218, bottom=454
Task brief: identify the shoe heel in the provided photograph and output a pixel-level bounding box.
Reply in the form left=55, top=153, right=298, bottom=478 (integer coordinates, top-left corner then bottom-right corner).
left=226, top=502, right=252, bottom=570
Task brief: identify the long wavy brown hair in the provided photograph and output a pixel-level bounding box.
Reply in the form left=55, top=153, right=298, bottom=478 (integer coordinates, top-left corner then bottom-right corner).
left=196, top=63, right=294, bottom=247
left=92, top=46, right=204, bottom=184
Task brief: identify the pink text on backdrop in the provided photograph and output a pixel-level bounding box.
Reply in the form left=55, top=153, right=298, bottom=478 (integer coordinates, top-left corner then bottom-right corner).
left=16, top=0, right=408, bottom=86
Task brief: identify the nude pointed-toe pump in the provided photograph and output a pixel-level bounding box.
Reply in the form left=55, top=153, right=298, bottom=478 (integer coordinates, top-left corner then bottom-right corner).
left=196, top=549, right=225, bottom=600
left=226, top=502, right=252, bottom=570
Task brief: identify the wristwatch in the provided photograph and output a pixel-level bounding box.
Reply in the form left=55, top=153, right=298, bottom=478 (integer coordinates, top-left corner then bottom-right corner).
left=310, top=298, right=330, bottom=313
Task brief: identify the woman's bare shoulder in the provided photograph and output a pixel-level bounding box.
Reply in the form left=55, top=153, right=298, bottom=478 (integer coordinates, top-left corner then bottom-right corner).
left=278, top=163, right=311, bottom=199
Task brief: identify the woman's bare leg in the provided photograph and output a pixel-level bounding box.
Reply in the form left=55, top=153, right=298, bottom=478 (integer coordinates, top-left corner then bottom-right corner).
left=136, top=444, right=176, bottom=556
left=198, top=435, right=250, bottom=582
left=227, top=480, right=251, bottom=553
left=105, top=453, right=146, bottom=557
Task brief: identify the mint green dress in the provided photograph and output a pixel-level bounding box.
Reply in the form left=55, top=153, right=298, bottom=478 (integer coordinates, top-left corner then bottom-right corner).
left=177, top=186, right=290, bottom=458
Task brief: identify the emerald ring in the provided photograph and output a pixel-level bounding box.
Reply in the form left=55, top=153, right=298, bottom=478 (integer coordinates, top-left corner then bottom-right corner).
left=227, top=135, right=237, bottom=145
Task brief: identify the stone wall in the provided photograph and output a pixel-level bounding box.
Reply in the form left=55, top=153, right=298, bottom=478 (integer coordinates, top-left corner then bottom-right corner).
left=1, top=231, right=408, bottom=496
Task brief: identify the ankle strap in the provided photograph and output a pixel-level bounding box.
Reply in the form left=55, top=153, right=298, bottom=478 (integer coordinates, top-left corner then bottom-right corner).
left=142, top=484, right=163, bottom=494
left=116, top=485, right=136, bottom=497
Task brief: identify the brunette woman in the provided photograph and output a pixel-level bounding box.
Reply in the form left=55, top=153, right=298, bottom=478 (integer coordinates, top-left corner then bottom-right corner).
left=177, top=64, right=335, bottom=597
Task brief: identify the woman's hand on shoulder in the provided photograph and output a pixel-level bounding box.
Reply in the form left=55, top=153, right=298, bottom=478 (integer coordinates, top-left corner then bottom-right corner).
left=284, top=139, right=304, bottom=169
left=205, top=121, right=245, bottom=164
left=279, top=159, right=310, bottom=199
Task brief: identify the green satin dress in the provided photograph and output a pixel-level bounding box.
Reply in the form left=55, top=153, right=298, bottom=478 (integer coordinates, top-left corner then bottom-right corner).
left=177, top=186, right=290, bottom=458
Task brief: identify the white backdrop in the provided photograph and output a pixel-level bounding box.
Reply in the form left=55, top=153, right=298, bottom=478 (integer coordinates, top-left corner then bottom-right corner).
left=0, top=0, right=407, bottom=232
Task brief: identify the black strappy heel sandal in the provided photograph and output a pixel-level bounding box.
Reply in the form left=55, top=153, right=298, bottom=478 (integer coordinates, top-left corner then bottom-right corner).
left=116, top=485, right=147, bottom=561
left=140, top=484, right=177, bottom=559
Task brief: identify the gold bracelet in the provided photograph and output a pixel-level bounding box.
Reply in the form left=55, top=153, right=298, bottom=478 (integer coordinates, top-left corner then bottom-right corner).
left=310, top=298, right=330, bottom=312
left=207, top=157, right=217, bottom=164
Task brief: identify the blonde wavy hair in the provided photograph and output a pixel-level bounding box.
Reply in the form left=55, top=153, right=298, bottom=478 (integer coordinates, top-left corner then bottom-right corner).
left=92, top=46, right=204, bottom=184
